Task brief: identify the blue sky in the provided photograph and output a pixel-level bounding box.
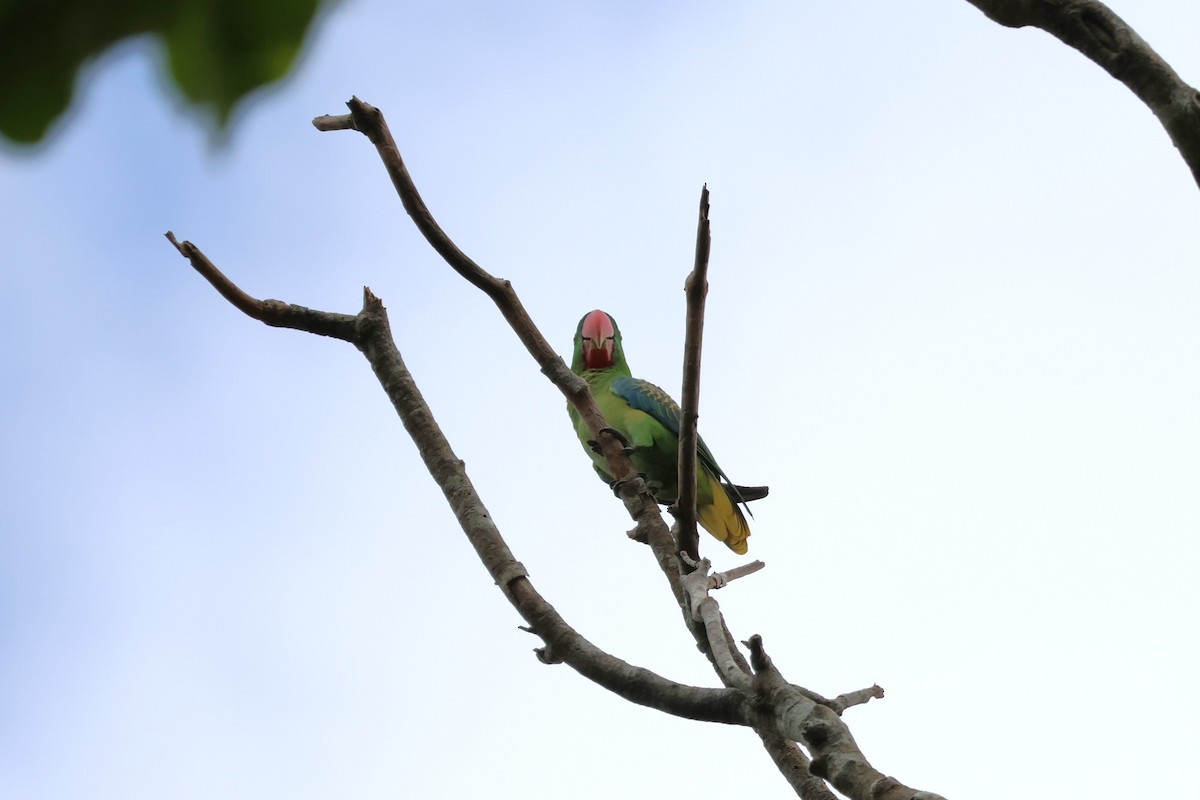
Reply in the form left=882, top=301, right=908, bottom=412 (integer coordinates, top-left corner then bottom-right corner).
left=3, top=1, right=1199, bottom=797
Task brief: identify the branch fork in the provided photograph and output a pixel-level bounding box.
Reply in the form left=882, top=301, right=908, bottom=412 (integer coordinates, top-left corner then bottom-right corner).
left=678, top=553, right=766, bottom=692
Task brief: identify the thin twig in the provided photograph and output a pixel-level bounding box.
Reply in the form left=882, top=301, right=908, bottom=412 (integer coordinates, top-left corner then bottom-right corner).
left=165, top=232, right=358, bottom=341
left=675, top=185, right=711, bottom=561
left=312, top=113, right=356, bottom=132
left=830, top=685, right=886, bottom=715
left=716, top=559, right=766, bottom=585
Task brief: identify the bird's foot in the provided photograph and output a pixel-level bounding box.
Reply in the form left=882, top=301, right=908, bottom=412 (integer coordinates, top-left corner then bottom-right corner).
left=599, top=427, right=631, bottom=448
left=609, top=473, right=649, bottom=498
left=586, top=427, right=634, bottom=455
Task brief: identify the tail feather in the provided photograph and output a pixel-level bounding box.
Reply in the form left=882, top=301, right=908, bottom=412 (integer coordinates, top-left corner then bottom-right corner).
left=722, top=483, right=769, bottom=505
left=697, top=482, right=750, bottom=555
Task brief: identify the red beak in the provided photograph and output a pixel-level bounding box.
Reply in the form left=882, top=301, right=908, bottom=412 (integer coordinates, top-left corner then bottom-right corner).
left=581, top=309, right=615, bottom=369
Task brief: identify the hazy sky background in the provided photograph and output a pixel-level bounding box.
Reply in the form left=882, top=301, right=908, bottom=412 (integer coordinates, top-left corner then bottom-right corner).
left=3, top=2, right=1199, bottom=798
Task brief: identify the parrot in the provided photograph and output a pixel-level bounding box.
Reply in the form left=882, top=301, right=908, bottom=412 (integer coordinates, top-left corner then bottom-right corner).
left=567, top=308, right=767, bottom=554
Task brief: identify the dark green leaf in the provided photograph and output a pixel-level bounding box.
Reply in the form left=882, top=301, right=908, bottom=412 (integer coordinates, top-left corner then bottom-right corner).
left=0, top=0, right=325, bottom=145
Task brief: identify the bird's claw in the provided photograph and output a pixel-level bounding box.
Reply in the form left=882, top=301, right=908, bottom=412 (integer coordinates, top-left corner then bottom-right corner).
left=599, top=427, right=630, bottom=446
left=587, top=429, right=634, bottom=455
left=609, top=473, right=649, bottom=498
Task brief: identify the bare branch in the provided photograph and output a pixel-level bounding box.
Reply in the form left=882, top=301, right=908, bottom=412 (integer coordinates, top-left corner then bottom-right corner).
left=670, top=191, right=829, bottom=797
left=675, top=185, right=711, bottom=561
left=168, top=237, right=750, bottom=727
left=964, top=0, right=1200, bottom=189
left=165, top=232, right=358, bottom=341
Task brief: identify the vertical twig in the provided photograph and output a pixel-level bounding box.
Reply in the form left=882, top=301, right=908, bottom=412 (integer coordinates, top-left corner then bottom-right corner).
left=675, top=185, right=711, bottom=562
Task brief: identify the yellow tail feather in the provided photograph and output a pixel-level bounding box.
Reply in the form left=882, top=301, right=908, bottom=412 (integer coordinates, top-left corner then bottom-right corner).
left=696, top=483, right=750, bottom=555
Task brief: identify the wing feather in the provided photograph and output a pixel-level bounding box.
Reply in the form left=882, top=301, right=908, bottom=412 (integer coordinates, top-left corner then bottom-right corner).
left=609, top=376, right=752, bottom=512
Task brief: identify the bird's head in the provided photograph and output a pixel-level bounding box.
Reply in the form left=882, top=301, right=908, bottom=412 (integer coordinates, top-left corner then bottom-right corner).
left=572, top=309, right=629, bottom=374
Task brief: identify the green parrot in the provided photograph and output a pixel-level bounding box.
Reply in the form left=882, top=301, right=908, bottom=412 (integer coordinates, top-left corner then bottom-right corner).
left=568, top=309, right=767, bottom=554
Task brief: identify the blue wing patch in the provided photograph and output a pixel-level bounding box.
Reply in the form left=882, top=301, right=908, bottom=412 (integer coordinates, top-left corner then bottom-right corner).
left=612, top=377, right=681, bottom=433
left=610, top=376, right=741, bottom=501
